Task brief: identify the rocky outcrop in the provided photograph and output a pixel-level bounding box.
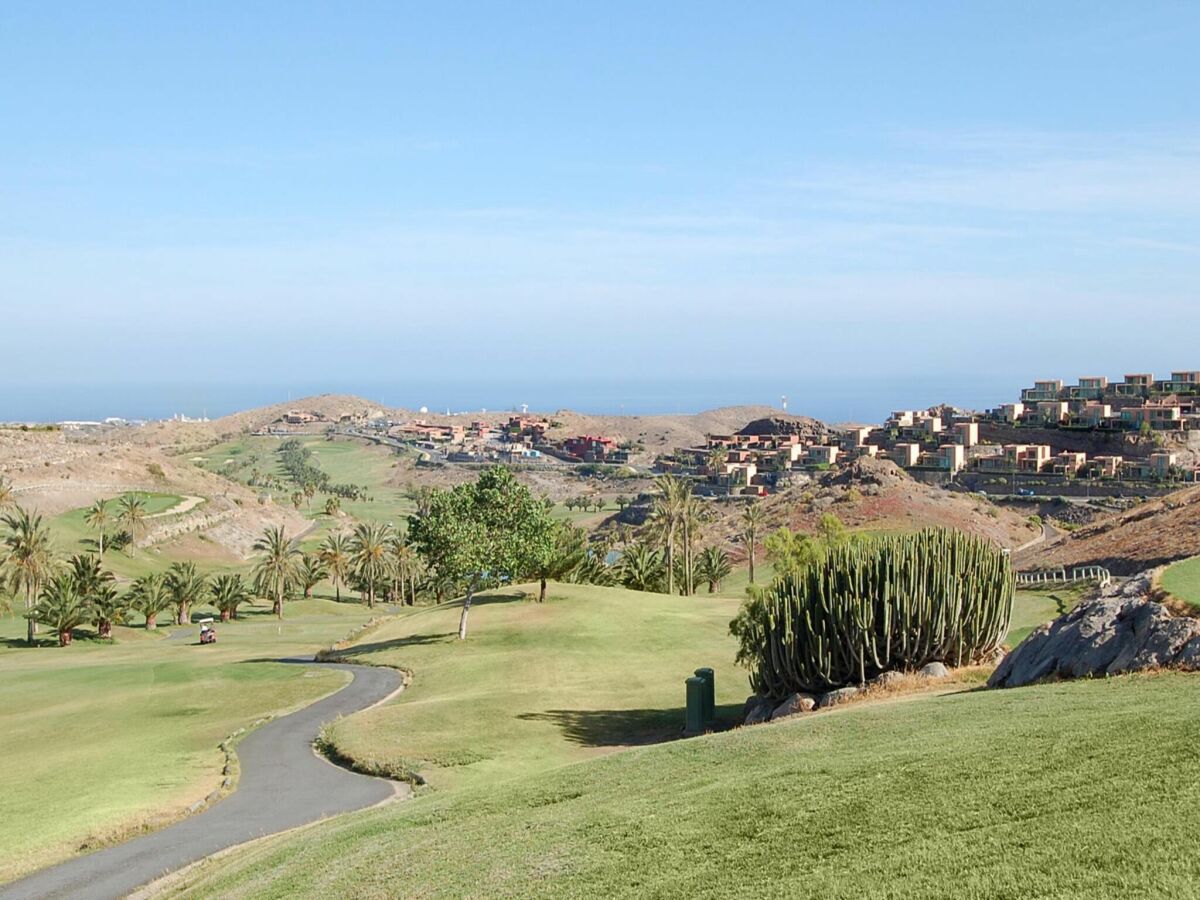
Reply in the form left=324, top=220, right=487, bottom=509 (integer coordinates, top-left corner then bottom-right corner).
left=918, top=662, right=949, bottom=679
left=737, top=416, right=828, bottom=443
left=989, top=572, right=1200, bottom=689
left=771, top=692, right=817, bottom=720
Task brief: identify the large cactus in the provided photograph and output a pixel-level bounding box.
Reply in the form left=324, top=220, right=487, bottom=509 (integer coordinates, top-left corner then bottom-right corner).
left=732, top=528, right=1013, bottom=697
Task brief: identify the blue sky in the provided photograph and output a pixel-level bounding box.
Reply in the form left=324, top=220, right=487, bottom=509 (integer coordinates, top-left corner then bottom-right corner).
left=3, top=2, right=1200, bottom=419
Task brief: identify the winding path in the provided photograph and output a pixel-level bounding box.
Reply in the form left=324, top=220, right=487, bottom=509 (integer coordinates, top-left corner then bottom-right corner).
left=1, top=660, right=404, bottom=900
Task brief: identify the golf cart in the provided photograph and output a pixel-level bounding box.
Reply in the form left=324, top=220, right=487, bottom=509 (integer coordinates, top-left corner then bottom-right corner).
left=198, top=618, right=217, bottom=644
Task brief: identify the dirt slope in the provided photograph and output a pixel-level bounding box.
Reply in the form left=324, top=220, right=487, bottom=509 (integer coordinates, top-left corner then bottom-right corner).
left=1017, top=485, right=1200, bottom=575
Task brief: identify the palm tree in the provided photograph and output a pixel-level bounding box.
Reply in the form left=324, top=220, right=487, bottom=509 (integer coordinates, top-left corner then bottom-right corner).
left=117, top=494, right=148, bottom=548
left=696, top=546, right=733, bottom=594
left=1, top=506, right=56, bottom=644
left=324, top=496, right=341, bottom=517
left=127, top=573, right=171, bottom=629
left=252, top=525, right=300, bottom=618
left=741, top=502, right=766, bottom=585
left=677, top=493, right=706, bottom=596
left=348, top=521, right=392, bottom=608
left=210, top=573, right=251, bottom=621
left=0, top=476, right=14, bottom=509
left=618, top=543, right=666, bottom=593
left=27, top=573, right=90, bottom=646
left=318, top=531, right=351, bottom=602
left=529, top=523, right=587, bottom=603
left=165, top=560, right=209, bottom=626
left=296, top=554, right=327, bottom=599
left=67, top=553, right=120, bottom=637
left=387, top=533, right=419, bottom=606
left=706, top=447, right=728, bottom=478
left=650, top=475, right=690, bottom=596
left=83, top=499, right=112, bottom=561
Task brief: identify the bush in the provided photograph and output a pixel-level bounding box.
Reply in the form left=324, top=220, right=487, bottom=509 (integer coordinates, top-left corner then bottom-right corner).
left=731, top=528, right=1013, bottom=696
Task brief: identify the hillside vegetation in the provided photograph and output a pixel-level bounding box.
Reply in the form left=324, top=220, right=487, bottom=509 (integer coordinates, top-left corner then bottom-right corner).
left=165, top=672, right=1200, bottom=899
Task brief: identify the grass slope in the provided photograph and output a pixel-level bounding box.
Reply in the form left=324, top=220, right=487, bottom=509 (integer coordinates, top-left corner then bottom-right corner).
left=168, top=672, right=1200, bottom=899
left=0, top=599, right=373, bottom=882
left=319, top=583, right=746, bottom=791
left=1160, top=556, right=1200, bottom=609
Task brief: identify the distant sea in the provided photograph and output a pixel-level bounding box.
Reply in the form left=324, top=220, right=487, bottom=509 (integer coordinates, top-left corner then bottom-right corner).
left=4, top=376, right=1012, bottom=426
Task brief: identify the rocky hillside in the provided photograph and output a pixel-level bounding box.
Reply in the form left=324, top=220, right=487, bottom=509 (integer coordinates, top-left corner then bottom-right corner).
left=1016, top=485, right=1200, bottom=575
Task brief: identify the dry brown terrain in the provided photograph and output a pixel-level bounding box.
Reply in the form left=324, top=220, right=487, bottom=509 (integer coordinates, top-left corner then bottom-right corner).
left=1016, top=485, right=1200, bottom=575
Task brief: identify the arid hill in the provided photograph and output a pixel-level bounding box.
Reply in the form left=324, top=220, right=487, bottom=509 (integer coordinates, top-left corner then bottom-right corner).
left=1016, top=485, right=1200, bottom=575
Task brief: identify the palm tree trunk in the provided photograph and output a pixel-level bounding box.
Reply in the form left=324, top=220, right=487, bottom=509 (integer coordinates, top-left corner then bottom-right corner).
left=274, top=583, right=284, bottom=618
left=146, top=613, right=157, bottom=630
left=748, top=536, right=756, bottom=584
left=26, top=585, right=35, bottom=645
left=334, top=576, right=341, bottom=602
left=539, top=577, right=547, bottom=603
left=665, top=526, right=675, bottom=596
left=98, top=529, right=104, bottom=562
left=59, top=629, right=71, bottom=646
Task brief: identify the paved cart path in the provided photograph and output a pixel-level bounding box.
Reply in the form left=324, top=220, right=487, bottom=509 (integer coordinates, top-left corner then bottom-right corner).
left=1, top=659, right=404, bottom=900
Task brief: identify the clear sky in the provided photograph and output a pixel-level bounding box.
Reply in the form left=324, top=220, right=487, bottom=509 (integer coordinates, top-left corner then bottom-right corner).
left=3, top=2, right=1200, bottom=419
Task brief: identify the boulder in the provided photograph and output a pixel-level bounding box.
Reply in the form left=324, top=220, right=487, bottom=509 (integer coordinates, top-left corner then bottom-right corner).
left=771, top=692, right=817, bottom=720
left=743, top=694, right=772, bottom=726
left=870, top=670, right=907, bottom=688
left=989, top=571, right=1200, bottom=689
left=918, top=662, right=949, bottom=679
left=816, top=686, right=861, bottom=708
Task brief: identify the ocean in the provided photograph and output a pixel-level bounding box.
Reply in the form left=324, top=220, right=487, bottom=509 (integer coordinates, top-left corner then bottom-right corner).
left=2, top=375, right=1012, bottom=426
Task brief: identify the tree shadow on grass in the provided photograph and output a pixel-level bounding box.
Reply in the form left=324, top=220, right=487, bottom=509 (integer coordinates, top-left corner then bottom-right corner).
left=518, top=703, right=743, bottom=748
left=330, top=632, right=458, bottom=658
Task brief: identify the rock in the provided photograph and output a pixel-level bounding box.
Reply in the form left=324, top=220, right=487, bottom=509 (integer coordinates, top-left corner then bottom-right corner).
left=870, top=671, right=906, bottom=688
left=918, top=662, right=949, bottom=679
left=771, top=692, right=817, bottom=720
left=989, top=570, right=1200, bottom=689
left=743, top=694, right=772, bottom=725
left=816, top=686, right=860, bottom=708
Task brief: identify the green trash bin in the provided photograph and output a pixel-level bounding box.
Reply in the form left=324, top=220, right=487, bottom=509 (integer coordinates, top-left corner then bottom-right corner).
left=685, top=676, right=706, bottom=734
left=694, top=667, right=715, bottom=725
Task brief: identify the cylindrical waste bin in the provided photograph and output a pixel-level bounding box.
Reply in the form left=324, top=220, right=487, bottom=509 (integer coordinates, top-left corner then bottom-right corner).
left=694, top=667, right=715, bottom=725
left=685, top=676, right=706, bottom=734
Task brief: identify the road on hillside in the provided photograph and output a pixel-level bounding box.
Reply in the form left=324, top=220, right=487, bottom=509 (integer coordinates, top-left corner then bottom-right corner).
left=1, top=660, right=404, bottom=900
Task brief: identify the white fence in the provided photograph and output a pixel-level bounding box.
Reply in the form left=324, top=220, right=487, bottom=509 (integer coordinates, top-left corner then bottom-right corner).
left=1016, top=565, right=1111, bottom=589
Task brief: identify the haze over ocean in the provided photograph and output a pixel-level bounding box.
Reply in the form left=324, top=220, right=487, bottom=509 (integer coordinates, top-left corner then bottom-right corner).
left=9, top=373, right=1017, bottom=425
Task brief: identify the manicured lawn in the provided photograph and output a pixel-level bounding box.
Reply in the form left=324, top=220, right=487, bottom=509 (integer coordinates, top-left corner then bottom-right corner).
left=47, top=492, right=197, bottom=580
left=1008, top=586, right=1086, bottom=647
left=1160, top=556, right=1200, bottom=609
left=193, top=436, right=414, bottom=526
left=167, top=672, right=1200, bottom=899
left=316, top=583, right=747, bottom=792
left=0, top=598, right=374, bottom=883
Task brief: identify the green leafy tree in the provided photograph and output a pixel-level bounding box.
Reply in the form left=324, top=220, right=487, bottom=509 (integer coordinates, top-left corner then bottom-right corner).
left=696, top=545, right=733, bottom=594
left=318, top=531, right=351, bottom=602
left=1, top=506, right=56, bottom=644
left=408, top=466, right=555, bottom=639
left=127, top=573, right=171, bottom=629
left=210, top=573, right=252, bottom=621
left=165, top=560, right=209, bottom=625
left=764, top=528, right=824, bottom=579
left=27, top=573, right=90, bottom=646
left=252, top=526, right=301, bottom=618
left=83, top=499, right=112, bottom=561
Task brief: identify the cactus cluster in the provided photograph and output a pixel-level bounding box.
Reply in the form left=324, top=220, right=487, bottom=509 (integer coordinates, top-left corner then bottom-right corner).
left=732, top=528, right=1013, bottom=697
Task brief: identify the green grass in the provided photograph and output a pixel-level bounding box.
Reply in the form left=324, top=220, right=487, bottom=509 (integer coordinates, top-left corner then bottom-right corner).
left=193, top=436, right=414, bottom=526
left=316, top=583, right=747, bottom=792
left=167, top=672, right=1200, bottom=899
left=46, top=492, right=196, bottom=579
left=0, top=598, right=375, bottom=882
left=1008, top=586, right=1087, bottom=646
left=1160, top=556, right=1200, bottom=609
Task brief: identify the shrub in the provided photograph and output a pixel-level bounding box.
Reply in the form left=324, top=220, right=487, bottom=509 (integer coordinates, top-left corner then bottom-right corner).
left=731, top=528, right=1013, bottom=697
